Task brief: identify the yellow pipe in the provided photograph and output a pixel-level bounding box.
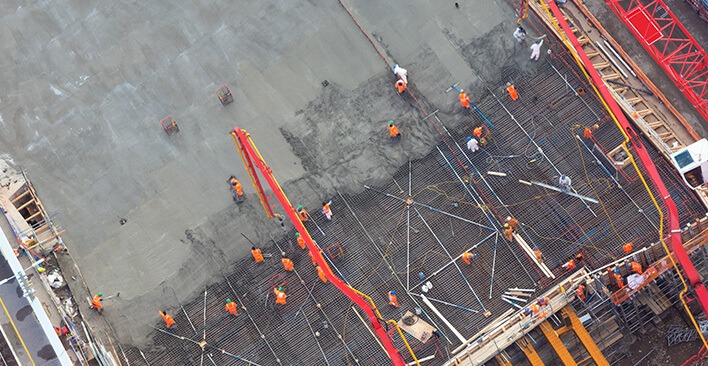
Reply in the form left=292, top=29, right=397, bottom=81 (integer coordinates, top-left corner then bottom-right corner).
left=0, top=297, right=35, bottom=366
left=537, top=0, right=708, bottom=350
left=387, top=319, right=421, bottom=366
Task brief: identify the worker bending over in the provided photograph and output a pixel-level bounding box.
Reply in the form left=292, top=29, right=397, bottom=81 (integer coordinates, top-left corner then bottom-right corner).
left=533, top=246, right=544, bottom=263
left=296, top=232, right=306, bottom=249
left=90, top=292, right=103, bottom=311
left=459, top=89, right=471, bottom=109
left=321, top=200, right=333, bottom=221
left=282, top=256, right=294, bottom=271
left=505, top=216, right=519, bottom=231
left=513, top=26, right=527, bottom=43
left=503, top=223, right=514, bottom=241
left=297, top=206, right=309, bottom=222
left=461, top=251, right=478, bottom=265
left=505, top=83, right=519, bottom=101
left=393, top=64, right=408, bottom=84
left=466, top=136, right=479, bottom=153
left=316, top=265, right=327, bottom=283
left=225, top=298, right=238, bottom=316
left=228, top=176, right=245, bottom=203
left=473, top=126, right=491, bottom=146
left=274, top=287, right=287, bottom=305
left=622, top=242, right=633, bottom=254
left=388, top=121, right=401, bottom=138
left=159, top=311, right=176, bottom=328
left=251, top=247, right=264, bottom=263
left=388, top=291, right=399, bottom=308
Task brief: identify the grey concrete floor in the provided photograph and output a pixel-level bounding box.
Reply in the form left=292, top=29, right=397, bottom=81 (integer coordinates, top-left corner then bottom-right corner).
left=0, top=0, right=527, bottom=347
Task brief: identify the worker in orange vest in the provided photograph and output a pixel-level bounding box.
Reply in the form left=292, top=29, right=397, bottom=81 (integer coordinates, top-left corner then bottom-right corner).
left=630, top=261, right=643, bottom=274
left=388, top=121, right=401, bottom=138
left=473, top=125, right=491, bottom=146
left=251, top=247, right=264, bottom=263
left=297, top=206, right=309, bottom=221
left=533, top=246, right=544, bottom=263
left=583, top=124, right=599, bottom=139
left=505, top=216, right=519, bottom=232
left=229, top=176, right=245, bottom=202
left=622, top=242, right=633, bottom=254
left=524, top=304, right=540, bottom=316
left=309, top=250, right=317, bottom=265
left=90, top=292, right=103, bottom=311
left=159, top=311, right=176, bottom=328
left=461, top=252, right=477, bottom=265
left=282, top=256, right=294, bottom=271
left=321, top=200, right=333, bottom=221
left=503, top=223, right=514, bottom=241
left=576, top=284, right=586, bottom=302
left=506, top=83, right=519, bottom=101
left=316, top=265, right=328, bottom=283
left=388, top=291, right=399, bottom=308
left=395, top=79, right=406, bottom=94
left=225, top=298, right=238, bottom=316
left=296, top=232, right=306, bottom=249
left=538, top=297, right=548, bottom=306
left=274, top=287, right=287, bottom=305
left=459, top=90, right=471, bottom=109
left=614, top=269, right=624, bottom=289
left=562, top=259, right=576, bottom=271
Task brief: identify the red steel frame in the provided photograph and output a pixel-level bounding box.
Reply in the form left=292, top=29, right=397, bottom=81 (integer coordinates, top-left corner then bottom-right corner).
left=547, top=0, right=708, bottom=317
left=231, top=128, right=406, bottom=366
left=604, top=0, right=708, bottom=122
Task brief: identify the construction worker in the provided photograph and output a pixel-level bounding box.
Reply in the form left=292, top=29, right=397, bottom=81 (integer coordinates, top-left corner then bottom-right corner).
left=575, top=252, right=584, bottom=263
left=505, top=83, right=519, bottom=101
left=630, top=261, right=643, bottom=274
left=90, top=292, right=103, bottom=311
left=503, top=223, right=514, bottom=241
left=473, top=126, right=491, bottom=146
left=393, top=64, right=408, bottom=84
left=466, top=136, right=479, bottom=153
left=562, top=259, right=576, bottom=271
left=282, top=256, right=294, bottom=271
left=225, top=298, right=238, bottom=316
left=461, top=251, right=478, bottom=265
left=251, top=247, right=264, bottom=263
left=576, top=284, right=586, bottom=302
left=530, top=39, right=544, bottom=61
left=583, top=124, right=599, bottom=139
left=316, top=265, right=327, bottom=283
left=614, top=269, right=625, bottom=289
left=295, top=232, right=306, bottom=249
left=524, top=304, right=540, bottom=316
left=538, top=297, right=549, bottom=306
left=505, top=216, right=519, bottom=231
left=388, top=121, right=401, bottom=138
left=309, top=250, right=317, bottom=265
left=274, top=287, right=287, bottom=305
left=388, top=290, right=399, bottom=308
left=395, top=79, right=407, bottom=94
left=513, top=26, right=527, bottom=43
left=558, top=175, right=572, bottom=193
left=533, top=246, right=544, bottom=263
left=229, top=176, right=245, bottom=202
left=159, top=311, right=176, bottom=328
left=297, top=206, right=309, bottom=222
left=622, top=242, right=633, bottom=254
left=321, top=200, right=333, bottom=221
left=459, top=89, right=471, bottom=109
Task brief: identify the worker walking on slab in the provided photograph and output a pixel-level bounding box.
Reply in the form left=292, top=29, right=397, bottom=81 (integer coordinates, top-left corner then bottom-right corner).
left=459, top=89, right=471, bottom=109
left=321, top=200, right=333, bottom=221
left=228, top=176, right=245, bottom=203
left=461, top=251, right=478, bottom=265
left=466, top=136, right=479, bottom=153
left=296, top=232, right=306, bottom=249
left=388, top=121, right=401, bottom=138
left=251, top=247, right=264, bottom=263
left=530, top=39, right=544, bottom=61
left=274, top=287, right=287, bottom=305
left=225, top=299, right=238, bottom=316
left=505, top=83, right=519, bottom=101
left=159, top=311, right=176, bottom=328
left=297, top=206, right=309, bottom=222
left=282, top=256, right=294, bottom=271
left=388, top=291, right=399, bottom=308
left=90, top=292, right=103, bottom=312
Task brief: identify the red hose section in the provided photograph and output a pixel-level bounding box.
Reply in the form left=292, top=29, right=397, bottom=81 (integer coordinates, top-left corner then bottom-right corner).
left=547, top=0, right=708, bottom=317
left=604, top=0, right=708, bottom=123
left=234, top=129, right=407, bottom=366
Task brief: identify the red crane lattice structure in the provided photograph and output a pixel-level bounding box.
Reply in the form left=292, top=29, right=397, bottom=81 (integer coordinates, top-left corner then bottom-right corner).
left=547, top=0, right=708, bottom=318
left=230, top=128, right=406, bottom=366
left=604, top=0, right=708, bottom=123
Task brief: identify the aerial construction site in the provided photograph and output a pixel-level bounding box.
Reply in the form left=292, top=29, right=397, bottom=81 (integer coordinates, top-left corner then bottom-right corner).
left=1, top=0, right=708, bottom=365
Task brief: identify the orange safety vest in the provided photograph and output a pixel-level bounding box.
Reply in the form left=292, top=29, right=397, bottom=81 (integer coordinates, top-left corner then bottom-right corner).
left=233, top=181, right=243, bottom=196
left=160, top=312, right=176, bottom=328
left=528, top=304, right=540, bottom=315
left=225, top=302, right=238, bottom=315
left=614, top=273, right=624, bottom=288
left=538, top=297, right=548, bottom=306
left=252, top=248, right=264, bottom=263
left=298, top=209, right=309, bottom=222
left=506, top=85, right=519, bottom=101
left=389, top=124, right=400, bottom=137
left=623, top=242, right=633, bottom=253
left=503, top=227, right=514, bottom=241
left=91, top=295, right=103, bottom=309
left=563, top=259, right=576, bottom=271
left=282, top=258, right=294, bottom=271
left=297, top=236, right=306, bottom=249
left=576, top=285, right=586, bottom=302
left=534, top=249, right=543, bottom=263
left=322, top=203, right=332, bottom=217
left=462, top=252, right=474, bottom=265
left=274, top=289, right=287, bottom=305
left=506, top=218, right=518, bottom=231
left=459, top=92, right=470, bottom=108
left=316, top=266, right=327, bottom=283
left=631, top=261, right=643, bottom=274
left=395, top=80, right=406, bottom=93
left=388, top=292, right=399, bottom=308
